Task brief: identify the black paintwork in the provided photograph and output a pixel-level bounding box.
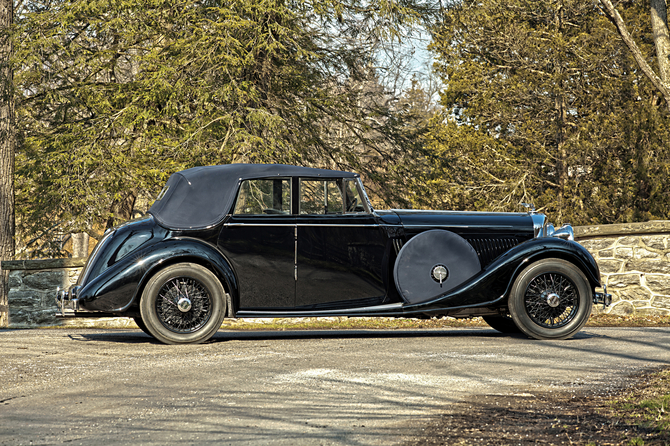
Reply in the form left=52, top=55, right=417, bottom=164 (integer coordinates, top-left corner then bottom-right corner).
left=63, top=164, right=602, bottom=321
left=218, top=215, right=295, bottom=309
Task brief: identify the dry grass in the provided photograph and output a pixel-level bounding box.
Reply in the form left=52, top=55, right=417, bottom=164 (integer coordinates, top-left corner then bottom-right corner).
left=219, top=314, right=670, bottom=331
left=220, top=316, right=489, bottom=331
left=586, top=314, right=670, bottom=328
left=35, top=313, right=670, bottom=331
left=606, top=368, right=670, bottom=444
left=406, top=367, right=670, bottom=445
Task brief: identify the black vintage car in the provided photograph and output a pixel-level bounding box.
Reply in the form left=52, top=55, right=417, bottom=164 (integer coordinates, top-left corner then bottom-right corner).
left=56, top=164, right=611, bottom=344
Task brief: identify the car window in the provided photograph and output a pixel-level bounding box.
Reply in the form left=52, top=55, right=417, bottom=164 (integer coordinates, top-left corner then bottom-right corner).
left=299, top=179, right=367, bottom=215
left=300, top=180, right=337, bottom=214
left=233, top=178, right=291, bottom=215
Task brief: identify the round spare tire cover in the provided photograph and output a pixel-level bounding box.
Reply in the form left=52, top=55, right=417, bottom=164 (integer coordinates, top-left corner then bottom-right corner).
left=394, top=229, right=481, bottom=304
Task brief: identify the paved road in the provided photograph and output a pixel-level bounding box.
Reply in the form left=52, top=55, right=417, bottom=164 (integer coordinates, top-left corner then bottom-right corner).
left=0, top=326, right=669, bottom=445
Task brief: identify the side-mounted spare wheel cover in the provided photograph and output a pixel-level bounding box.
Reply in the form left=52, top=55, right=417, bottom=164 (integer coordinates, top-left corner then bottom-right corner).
left=394, top=229, right=481, bottom=304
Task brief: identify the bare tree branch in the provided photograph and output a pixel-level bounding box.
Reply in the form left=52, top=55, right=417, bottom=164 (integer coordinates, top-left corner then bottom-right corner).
left=599, top=0, right=670, bottom=110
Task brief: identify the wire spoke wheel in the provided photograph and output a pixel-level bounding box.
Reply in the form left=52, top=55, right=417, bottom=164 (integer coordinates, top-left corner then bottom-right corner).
left=140, top=263, right=226, bottom=344
left=156, top=277, right=212, bottom=333
left=509, top=258, right=592, bottom=340
left=524, top=272, right=578, bottom=329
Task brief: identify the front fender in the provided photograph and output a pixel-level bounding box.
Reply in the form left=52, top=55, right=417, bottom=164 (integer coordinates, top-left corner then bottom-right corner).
left=514, top=238, right=601, bottom=287
left=406, top=237, right=601, bottom=314
left=77, top=238, right=237, bottom=313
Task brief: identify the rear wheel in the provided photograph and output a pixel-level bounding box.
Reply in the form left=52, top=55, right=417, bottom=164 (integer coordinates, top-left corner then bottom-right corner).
left=482, top=314, right=520, bottom=334
left=140, top=263, right=226, bottom=345
left=509, top=259, right=592, bottom=340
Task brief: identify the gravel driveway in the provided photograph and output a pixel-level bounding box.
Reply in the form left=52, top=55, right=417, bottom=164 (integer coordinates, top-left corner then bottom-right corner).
left=1, top=326, right=669, bottom=445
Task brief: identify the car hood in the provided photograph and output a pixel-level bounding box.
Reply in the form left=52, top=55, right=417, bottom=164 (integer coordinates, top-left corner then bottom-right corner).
left=378, top=209, right=535, bottom=237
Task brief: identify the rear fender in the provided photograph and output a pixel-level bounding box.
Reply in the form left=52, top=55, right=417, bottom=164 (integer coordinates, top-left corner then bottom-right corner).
left=77, top=238, right=238, bottom=314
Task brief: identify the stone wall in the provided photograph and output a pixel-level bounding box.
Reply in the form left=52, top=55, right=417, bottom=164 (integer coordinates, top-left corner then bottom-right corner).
left=8, top=267, right=79, bottom=326
left=575, top=221, right=670, bottom=316
left=2, top=220, right=670, bottom=327
left=2, top=258, right=136, bottom=328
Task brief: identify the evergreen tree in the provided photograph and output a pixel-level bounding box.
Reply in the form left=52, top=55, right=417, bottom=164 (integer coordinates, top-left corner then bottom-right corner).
left=14, top=0, right=436, bottom=256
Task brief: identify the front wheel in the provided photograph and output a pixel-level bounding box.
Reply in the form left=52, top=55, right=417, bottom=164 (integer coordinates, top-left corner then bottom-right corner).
left=509, top=259, right=592, bottom=340
left=140, top=263, right=226, bottom=345
left=133, top=316, right=155, bottom=338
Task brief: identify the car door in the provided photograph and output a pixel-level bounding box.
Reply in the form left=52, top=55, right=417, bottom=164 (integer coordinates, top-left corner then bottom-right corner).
left=295, top=177, right=388, bottom=308
left=218, top=178, right=296, bottom=309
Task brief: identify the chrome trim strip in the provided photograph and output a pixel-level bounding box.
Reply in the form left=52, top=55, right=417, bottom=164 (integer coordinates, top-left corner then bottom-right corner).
left=225, top=223, right=380, bottom=228
left=297, top=223, right=379, bottom=228
left=224, top=223, right=296, bottom=227
left=403, top=225, right=515, bottom=229
left=356, top=177, right=374, bottom=213
left=237, top=302, right=403, bottom=316
left=391, top=209, right=528, bottom=216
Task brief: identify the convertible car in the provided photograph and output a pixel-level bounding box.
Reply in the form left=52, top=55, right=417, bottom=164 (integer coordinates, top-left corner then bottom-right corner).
left=56, top=164, right=611, bottom=344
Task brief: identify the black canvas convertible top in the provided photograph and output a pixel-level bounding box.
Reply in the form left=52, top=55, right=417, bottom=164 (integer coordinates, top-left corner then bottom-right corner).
left=148, top=164, right=358, bottom=230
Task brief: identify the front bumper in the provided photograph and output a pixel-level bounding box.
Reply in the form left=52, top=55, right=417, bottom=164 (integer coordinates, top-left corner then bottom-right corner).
left=593, top=285, right=612, bottom=307
left=55, top=286, right=80, bottom=318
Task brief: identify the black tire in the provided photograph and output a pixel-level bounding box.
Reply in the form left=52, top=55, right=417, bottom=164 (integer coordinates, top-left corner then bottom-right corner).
left=132, top=316, right=155, bottom=338
left=509, top=259, right=592, bottom=340
left=139, top=263, right=226, bottom=345
left=482, top=315, right=521, bottom=334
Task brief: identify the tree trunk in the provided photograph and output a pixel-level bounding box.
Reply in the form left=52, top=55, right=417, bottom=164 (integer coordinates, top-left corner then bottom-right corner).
left=71, top=233, right=89, bottom=258
left=555, top=2, right=568, bottom=223
left=651, top=0, right=670, bottom=84
left=0, top=0, right=15, bottom=327
left=556, top=94, right=568, bottom=223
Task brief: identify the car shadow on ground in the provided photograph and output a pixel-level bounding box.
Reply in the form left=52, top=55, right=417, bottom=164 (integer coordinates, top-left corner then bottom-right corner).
left=58, top=327, right=604, bottom=344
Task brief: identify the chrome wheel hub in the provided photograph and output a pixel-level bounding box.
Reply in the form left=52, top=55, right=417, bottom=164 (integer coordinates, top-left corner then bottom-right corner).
left=177, top=297, right=192, bottom=313
left=544, top=292, right=560, bottom=308
left=431, top=264, right=449, bottom=284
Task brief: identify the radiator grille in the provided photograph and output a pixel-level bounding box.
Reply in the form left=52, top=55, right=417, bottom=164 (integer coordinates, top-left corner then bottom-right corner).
left=467, top=238, right=520, bottom=268
left=392, top=238, right=404, bottom=255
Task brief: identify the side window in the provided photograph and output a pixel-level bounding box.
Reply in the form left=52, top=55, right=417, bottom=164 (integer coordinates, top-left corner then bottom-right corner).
left=300, top=180, right=344, bottom=214
left=233, top=179, right=291, bottom=215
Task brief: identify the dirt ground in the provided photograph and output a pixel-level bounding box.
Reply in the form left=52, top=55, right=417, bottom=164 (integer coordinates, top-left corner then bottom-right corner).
left=404, top=368, right=670, bottom=446
left=2, top=327, right=669, bottom=445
